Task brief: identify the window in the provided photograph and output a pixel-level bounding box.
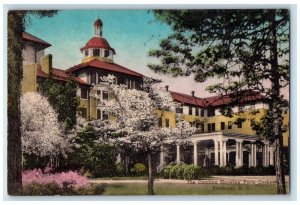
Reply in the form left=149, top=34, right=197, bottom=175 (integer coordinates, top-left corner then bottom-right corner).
left=104, top=50, right=110, bottom=58
left=166, top=119, right=170, bottom=128
left=93, top=49, right=100, bottom=57
left=102, top=91, right=108, bottom=100
left=207, top=123, right=215, bottom=132
left=221, top=122, right=225, bottom=130
left=207, top=108, right=215, bottom=117
left=90, top=70, right=96, bottom=84
left=97, top=109, right=109, bottom=121
left=103, top=112, right=109, bottom=120
left=228, top=121, right=232, bottom=129
left=176, top=107, right=183, bottom=113
left=85, top=50, right=89, bottom=57
left=201, top=109, right=205, bottom=117
left=81, top=87, right=88, bottom=99
left=79, top=108, right=87, bottom=118
left=189, top=107, right=193, bottom=115
left=237, top=121, right=243, bottom=128
left=97, top=109, right=101, bottom=120
left=158, top=118, right=162, bottom=127
left=195, top=108, right=199, bottom=116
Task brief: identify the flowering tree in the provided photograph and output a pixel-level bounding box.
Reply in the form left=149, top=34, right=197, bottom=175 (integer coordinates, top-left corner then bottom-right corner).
left=21, top=92, right=65, bottom=157
left=90, top=75, right=195, bottom=195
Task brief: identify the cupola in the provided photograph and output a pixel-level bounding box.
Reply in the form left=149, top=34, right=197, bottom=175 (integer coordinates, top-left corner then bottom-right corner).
left=80, top=19, right=116, bottom=63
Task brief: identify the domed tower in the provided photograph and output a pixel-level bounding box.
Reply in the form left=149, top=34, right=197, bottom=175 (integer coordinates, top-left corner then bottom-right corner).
left=80, top=19, right=116, bottom=63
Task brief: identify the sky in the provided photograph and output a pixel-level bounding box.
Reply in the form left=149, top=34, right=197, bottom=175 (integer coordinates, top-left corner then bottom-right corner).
left=24, top=10, right=224, bottom=98
left=25, top=10, right=289, bottom=99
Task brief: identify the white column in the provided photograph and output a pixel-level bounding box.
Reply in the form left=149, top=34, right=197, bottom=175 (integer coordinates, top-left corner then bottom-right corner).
left=176, top=144, right=181, bottom=164
left=253, top=144, right=257, bottom=167
left=239, top=141, right=243, bottom=167
left=235, top=141, right=239, bottom=167
left=214, top=140, right=219, bottom=166
left=219, top=140, right=224, bottom=167
left=266, top=144, right=270, bottom=167
left=223, top=140, right=227, bottom=166
left=248, top=151, right=252, bottom=167
left=193, top=141, right=198, bottom=165
left=160, top=145, right=165, bottom=165
left=250, top=143, right=254, bottom=167
left=116, top=153, right=121, bottom=164
left=270, top=146, right=274, bottom=166
left=262, top=144, right=266, bottom=167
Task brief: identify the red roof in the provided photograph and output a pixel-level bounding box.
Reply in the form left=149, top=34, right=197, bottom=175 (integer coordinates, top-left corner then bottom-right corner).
left=22, top=32, right=51, bottom=47
left=69, top=59, right=143, bottom=78
left=94, top=19, right=103, bottom=27
left=80, top=37, right=116, bottom=54
left=36, top=66, right=89, bottom=85
left=171, top=90, right=264, bottom=108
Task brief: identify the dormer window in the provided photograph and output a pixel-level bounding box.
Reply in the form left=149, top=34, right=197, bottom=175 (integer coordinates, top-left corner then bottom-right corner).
left=93, top=49, right=100, bottom=57
left=104, top=49, right=110, bottom=58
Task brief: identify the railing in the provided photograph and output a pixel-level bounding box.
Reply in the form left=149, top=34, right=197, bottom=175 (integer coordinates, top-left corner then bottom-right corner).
left=156, top=162, right=166, bottom=173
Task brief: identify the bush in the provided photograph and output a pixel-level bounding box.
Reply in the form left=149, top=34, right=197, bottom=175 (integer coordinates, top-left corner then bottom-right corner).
left=131, top=163, right=146, bottom=176
left=162, top=165, right=172, bottom=179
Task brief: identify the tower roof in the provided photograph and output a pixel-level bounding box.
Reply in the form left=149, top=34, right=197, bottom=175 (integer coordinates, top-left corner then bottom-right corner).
left=80, top=37, right=116, bottom=54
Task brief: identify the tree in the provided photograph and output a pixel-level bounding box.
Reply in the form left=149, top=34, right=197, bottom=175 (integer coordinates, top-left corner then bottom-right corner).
left=39, top=76, right=80, bottom=131
left=148, top=9, right=289, bottom=194
left=7, top=10, right=57, bottom=195
left=89, top=75, right=194, bottom=195
left=21, top=92, right=65, bottom=157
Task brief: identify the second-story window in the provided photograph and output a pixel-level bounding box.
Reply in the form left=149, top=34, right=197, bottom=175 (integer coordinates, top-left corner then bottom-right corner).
left=237, top=121, right=243, bottom=128
left=176, top=107, right=183, bottom=113
left=189, top=106, right=193, bottom=115
left=207, top=108, right=215, bottom=117
left=166, top=118, right=170, bottom=128
left=195, top=107, right=199, bottom=116
left=158, top=118, right=162, bottom=127
left=201, top=109, right=205, bottom=117
left=102, top=91, right=108, bottom=100
left=228, top=121, right=232, bottom=129
left=207, top=123, right=216, bottom=132
left=81, top=87, right=88, bottom=99
left=221, top=122, right=225, bottom=130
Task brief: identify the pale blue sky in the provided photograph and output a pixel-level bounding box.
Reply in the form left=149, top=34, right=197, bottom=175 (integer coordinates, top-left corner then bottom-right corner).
left=25, top=10, right=218, bottom=97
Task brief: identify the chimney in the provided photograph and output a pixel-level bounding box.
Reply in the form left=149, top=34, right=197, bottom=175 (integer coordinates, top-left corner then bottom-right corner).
left=165, top=85, right=169, bottom=91
left=191, top=91, right=195, bottom=97
left=40, top=54, right=52, bottom=75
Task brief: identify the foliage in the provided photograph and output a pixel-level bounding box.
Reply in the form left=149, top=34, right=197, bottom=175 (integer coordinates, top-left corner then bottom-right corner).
left=67, top=126, right=118, bottom=178
left=131, top=163, right=147, bottom=176
left=162, top=164, right=204, bottom=180
left=209, top=165, right=275, bottom=176
left=38, top=76, right=80, bottom=131
left=22, top=168, right=89, bottom=189
left=21, top=92, right=66, bottom=157
left=150, top=9, right=289, bottom=194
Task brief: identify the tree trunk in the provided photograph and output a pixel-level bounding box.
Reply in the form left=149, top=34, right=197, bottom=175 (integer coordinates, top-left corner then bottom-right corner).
left=147, top=153, right=154, bottom=195
left=270, top=10, right=286, bottom=194
left=7, top=11, right=25, bottom=196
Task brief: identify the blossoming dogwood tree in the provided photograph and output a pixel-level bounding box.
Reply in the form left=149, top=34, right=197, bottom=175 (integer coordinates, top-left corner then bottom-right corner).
left=21, top=92, right=65, bottom=158
left=90, top=75, right=195, bottom=195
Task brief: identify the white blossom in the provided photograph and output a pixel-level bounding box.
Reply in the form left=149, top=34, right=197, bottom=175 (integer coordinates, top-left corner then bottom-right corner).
left=20, top=92, right=65, bottom=157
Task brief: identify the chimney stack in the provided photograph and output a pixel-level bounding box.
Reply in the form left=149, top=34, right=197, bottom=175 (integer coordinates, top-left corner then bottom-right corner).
left=165, top=85, right=169, bottom=91
left=191, top=91, right=195, bottom=97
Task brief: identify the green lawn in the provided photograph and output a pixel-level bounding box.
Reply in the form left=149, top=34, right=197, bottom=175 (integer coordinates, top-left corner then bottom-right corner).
left=102, top=183, right=289, bottom=195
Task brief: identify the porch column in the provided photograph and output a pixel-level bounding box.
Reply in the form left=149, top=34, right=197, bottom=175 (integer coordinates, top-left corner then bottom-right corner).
left=193, top=141, right=198, bottom=166
left=176, top=144, right=181, bottom=164
left=266, top=143, right=270, bottom=167
left=262, top=144, right=266, bottom=167
left=219, top=140, right=224, bottom=167
left=160, top=145, right=165, bottom=165
left=253, top=144, right=257, bottom=167
left=235, top=141, right=239, bottom=167
left=239, top=141, right=243, bottom=167
left=269, top=146, right=274, bottom=166
left=223, top=140, right=227, bottom=166
left=214, top=140, right=219, bottom=166
left=250, top=143, right=254, bottom=167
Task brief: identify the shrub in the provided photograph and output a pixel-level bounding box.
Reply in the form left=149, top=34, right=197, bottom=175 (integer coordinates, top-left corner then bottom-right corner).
left=22, top=169, right=89, bottom=189
left=131, top=163, right=146, bottom=176
left=183, top=165, right=204, bottom=180
left=162, top=165, right=172, bottom=179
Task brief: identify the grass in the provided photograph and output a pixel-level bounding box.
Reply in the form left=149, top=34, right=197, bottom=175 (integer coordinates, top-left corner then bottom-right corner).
left=93, top=176, right=148, bottom=180
left=102, top=182, right=289, bottom=195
